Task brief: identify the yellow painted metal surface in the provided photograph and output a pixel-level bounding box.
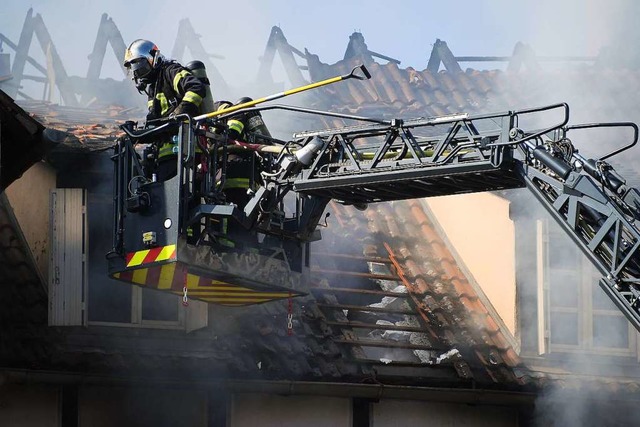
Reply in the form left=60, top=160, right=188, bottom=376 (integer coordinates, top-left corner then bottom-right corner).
left=113, top=244, right=297, bottom=306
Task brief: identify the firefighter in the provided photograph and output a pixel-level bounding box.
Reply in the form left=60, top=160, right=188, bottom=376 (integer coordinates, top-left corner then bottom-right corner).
left=208, top=98, right=273, bottom=248
left=213, top=98, right=273, bottom=208
left=123, top=39, right=206, bottom=181
left=217, top=97, right=273, bottom=144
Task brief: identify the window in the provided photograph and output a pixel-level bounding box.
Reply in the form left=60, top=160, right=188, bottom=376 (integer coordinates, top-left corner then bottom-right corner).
left=50, top=188, right=207, bottom=331
left=538, top=219, right=638, bottom=356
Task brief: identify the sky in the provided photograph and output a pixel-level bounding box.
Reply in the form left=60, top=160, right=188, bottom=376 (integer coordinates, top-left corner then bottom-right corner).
left=1, top=0, right=634, bottom=91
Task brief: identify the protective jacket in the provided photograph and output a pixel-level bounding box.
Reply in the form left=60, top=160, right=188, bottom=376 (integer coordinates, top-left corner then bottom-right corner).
left=147, top=61, right=205, bottom=160
left=211, top=100, right=273, bottom=203
left=146, top=61, right=205, bottom=121
left=213, top=100, right=272, bottom=143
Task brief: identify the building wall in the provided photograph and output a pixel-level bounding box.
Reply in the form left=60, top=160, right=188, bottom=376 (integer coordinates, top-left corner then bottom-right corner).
left=0, top=385, right=524, bottom=427
left=4, top=161, right=56, bottom=280
left=230, top=393, right=519, bottom=427
left=426, top=192, right=516, bottom=336
left=0, top=384, right=59, bottom=427
left=230, top=393, right=351, bottom=427
left=372, top=399, right=517, bottom=426
left=78, top=386, right=207, bottom=427
left=0, top=384, right=207, bottom=427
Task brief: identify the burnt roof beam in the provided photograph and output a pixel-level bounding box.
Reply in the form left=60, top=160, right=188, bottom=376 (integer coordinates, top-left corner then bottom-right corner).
left=257, top=26, right=307, bottom=87
left=343, top=32, right=372, bottom=64
left=30, top=12, right=78, bottom=106
left=0, top=34, right=47, bottom=77
left=427, top=39, right=462, bottom=73
left=7, top=9, right=36, bottom=99
left=171, top=18, right=229, bottom=97
left=343, top=32, right=400, bottom=65
left=507, top=42, right=541, bottom=72
left=85, top=14, right=127, bottom=82
left=5, top=9, right=78, bottom=105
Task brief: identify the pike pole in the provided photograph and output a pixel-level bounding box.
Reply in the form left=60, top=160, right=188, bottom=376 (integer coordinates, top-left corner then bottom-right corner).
left=193, top=65, right=371, bottom=122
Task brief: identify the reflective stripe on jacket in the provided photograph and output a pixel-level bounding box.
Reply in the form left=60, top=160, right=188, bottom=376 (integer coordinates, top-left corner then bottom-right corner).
left=146, top=61, right=205, bottom=120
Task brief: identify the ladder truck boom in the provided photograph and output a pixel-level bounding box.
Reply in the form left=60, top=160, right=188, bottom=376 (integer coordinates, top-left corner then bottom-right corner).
left=109, top=100, right=640, bottom=332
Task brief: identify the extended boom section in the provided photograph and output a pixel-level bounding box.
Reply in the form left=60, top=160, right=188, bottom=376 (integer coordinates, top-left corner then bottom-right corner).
left=515, top=122, right=640, bottom=330
left=290, top=104, right=568, bottom=204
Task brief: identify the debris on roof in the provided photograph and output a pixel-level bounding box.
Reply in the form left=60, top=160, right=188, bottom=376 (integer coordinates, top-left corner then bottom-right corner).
left=0, top=90, right=50, bottom=191
left=3, top=18, right=640, bottom=399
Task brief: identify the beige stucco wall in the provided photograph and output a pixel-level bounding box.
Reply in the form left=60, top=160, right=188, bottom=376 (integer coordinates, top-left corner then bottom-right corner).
left=372, top=399, right=517, bottom=426
left=231, top=393, right=351, bottom=427
left=5, top=161, right=56, bottom=280
left=426, top=192, right=516, bottom=336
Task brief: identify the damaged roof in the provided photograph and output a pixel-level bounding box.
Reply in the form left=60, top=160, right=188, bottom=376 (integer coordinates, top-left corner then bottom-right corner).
left=0, top=91, right=140, bottom=187
left=4, top=28, right=640, bottom=399
left=0, top=197, right=525, bottom=390
left=0, top=90, right=48, bottom=191
left=308, top=200, right=522, bottom=386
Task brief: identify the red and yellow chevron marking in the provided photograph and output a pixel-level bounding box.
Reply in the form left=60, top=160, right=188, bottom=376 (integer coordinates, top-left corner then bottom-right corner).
left=125, top=244, right=176, bottom=268
left=112, top=260, right=296, bottom=306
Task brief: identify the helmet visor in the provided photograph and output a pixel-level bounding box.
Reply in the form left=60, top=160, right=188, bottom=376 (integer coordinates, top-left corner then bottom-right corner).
left=127, top=58, right=153, bottom=81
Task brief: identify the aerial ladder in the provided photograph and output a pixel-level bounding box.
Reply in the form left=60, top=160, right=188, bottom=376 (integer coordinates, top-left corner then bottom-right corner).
left=108, top=65, right=640, bottom=332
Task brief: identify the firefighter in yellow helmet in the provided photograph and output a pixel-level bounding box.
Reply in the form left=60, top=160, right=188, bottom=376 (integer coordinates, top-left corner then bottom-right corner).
left=123, top=39, right=206, bottom=181
left=213, top=97, right=273, bottom=209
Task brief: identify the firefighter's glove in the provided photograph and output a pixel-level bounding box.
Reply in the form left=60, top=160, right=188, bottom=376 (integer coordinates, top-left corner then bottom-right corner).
left=166, top=112, right=181, bottom=124
left=174, top=102, right=199, bottom=118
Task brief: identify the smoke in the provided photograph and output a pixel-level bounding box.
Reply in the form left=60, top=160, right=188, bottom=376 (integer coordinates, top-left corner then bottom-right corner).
left=3, top=1, right=635, bottom=95
left=476, top=1, right=640, bottom=424
left=4, top=0, right=640, bottom=410
left=532, top=378, right=637, bottom=427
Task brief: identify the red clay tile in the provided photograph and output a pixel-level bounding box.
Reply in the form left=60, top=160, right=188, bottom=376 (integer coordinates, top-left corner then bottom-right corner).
left=451, top=91, right=469, bottom=110
left=413, top=277, right=431, bottom=295
left=439, top=258, right=464, bottom=280
left=409, top=203, right=430, bottom=224
left=430, top=103, right=451, bottom=116
left=403, top=259, right=426, bottom=281
left=450, top=278, right=470, bottom=297
left=501, top=348, right=521, bottom=367
left=387, top=64, right=417, bottom=103
left=459, top=295, right=489, bottom=317
left=433, top=89, right=450, bottom=106
left=489, top=330, right=512, bottom=351
left=420, top=71, right=440, bottom=90
left=484, top=314, right=501, bottom=334
left=417, top=224, right=438, bottom=244
left=426, top=242, right=449, bottom=264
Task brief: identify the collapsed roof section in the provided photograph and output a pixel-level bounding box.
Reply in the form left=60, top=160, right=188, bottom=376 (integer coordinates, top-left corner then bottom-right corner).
left=0, top=89, right=54, bottom=191
left=0, top=9, right=229, bottom=109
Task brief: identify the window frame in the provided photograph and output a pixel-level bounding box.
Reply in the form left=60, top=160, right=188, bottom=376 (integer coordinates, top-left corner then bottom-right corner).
left=537, top=219, right=639, bottom=357
left=88, top=285, right=187, bottom=330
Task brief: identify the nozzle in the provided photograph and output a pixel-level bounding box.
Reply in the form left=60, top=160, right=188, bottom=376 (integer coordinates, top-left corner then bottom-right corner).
left=278, top=137, right=326, bottom=179
left=295, top=137, right=325, bottom=166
